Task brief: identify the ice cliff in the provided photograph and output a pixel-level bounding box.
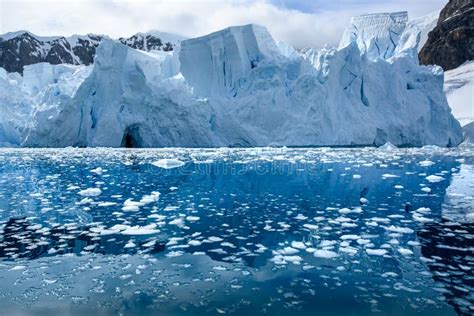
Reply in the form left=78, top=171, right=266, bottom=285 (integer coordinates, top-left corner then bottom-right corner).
left=0, top=13, right=464, bottom=147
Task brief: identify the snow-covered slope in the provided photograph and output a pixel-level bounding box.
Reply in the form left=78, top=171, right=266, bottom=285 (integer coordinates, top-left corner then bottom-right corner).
left=444, top=61, right=474, bottom=127
left=0, top=14, right=464, bottom=148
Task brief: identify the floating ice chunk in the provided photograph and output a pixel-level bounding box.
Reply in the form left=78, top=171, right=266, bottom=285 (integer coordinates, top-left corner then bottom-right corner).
left=313, top=249, right=338, bottom=259
left=206, top=236, right=223, bottom=243
left=124, top=240, right=137, bottom=248
left=421, top=187, right=431, bottom=193
left=357, top=238, right=371, bottom=245
left=98, top=201, right=117, bottom=207
left=294, top=214, right=308, bottom=220
left=383, top=225, right=414, bottom=234
left=152, top=159, right=185, bottom=169
left=338, top=207, right=361, bottom=214
left=271, top=254, right=302, bottom=265
left=188, top=240, right=202, bottom=246
left=415, top=207, right=431, bottom=213
left=221, top=242, right=236, bottom=248
left=412, top=213, right=433, bottom=223
left=303, top=223, right=318, bottom=230
left=186, top=216, right=200, bottom=222
left=353, top=174, right=362, bottom=179
left=291, top=241, right=306, bottom=250
left=398, top=248, right=413, bottom=256
left=278, top=246, right=299, bottom=255
left=78, top=187, right=102, bottom=196
left=148, top=214, right=167, bottom=221
left=122, top=199, right=142, bottom=212
left=382, top=174, right=399, bottom=179
left=394, top=185, right=404, bottom=189
left=366, top=248, right=388, bottom=256
left=9, top=265, right=27, bottom=271
left=121, top=224, right=160, bottom=235
left=91, top=167, right=104, bottom=175
left=360, top=197, right=369, bottom=204
left=426, top=175, right=445, bottom=183
left=166, top=251, right=184, bottom=258
left=140, top=191, right=160, bottom=204
left=169, top=217, right=185, bottom=227
left=419, top=160, right=435, bottom=167
left=340, top=234, right=360, bottom=240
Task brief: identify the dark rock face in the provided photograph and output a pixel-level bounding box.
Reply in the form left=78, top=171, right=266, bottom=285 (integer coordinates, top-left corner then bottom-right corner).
left=0, top=32, right=179, bottom=74
left=118, top=34, right=175, bottom=52
left=419, top=0, right=474, bottom=71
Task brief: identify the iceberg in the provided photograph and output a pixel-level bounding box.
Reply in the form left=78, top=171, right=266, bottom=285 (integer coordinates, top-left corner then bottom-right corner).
left=0, top=14, right=464, bottom=148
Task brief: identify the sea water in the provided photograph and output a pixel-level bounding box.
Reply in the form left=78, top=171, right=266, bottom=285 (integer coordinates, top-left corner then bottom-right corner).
left=0, top=146, right=472, bottom=315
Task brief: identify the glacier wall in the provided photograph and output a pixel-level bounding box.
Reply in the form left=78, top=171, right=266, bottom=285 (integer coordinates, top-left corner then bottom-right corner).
left=0, top=14, right=464, bottom=148
left=339, top=11, right=408, bottom=60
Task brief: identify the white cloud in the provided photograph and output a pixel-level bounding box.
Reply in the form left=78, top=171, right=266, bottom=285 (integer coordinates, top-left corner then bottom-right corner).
left=0, top=0, right=447, bottom=49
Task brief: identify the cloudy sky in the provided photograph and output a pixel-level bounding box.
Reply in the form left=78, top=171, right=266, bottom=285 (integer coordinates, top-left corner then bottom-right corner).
left=0, top=0, right=447, bottom=49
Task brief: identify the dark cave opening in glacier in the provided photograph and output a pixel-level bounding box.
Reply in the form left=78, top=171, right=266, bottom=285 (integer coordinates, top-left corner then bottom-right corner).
left=121, top=125, right=142, bottom=148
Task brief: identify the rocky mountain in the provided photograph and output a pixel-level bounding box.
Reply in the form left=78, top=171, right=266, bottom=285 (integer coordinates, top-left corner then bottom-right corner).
left=0, top=31, right=185, bottom=74
left=419, top=0, right=474, bottom=70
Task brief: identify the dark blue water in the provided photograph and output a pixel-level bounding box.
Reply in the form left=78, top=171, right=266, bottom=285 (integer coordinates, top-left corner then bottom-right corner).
left=0, top=147, right=472, bottom=315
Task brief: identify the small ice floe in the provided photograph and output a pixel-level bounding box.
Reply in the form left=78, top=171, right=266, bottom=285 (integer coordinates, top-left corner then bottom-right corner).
left=394, top=185, right=404, bottom=189
left=382, top=174, right=399, bottom=179
left=412, top=213, right=433, bottom=223
left=426, top=175, right=445, bottom=183
left=98, top=202, right=117, bottom=207
left=122, top=199, right=142, bottom=212
left=303, top=223, right=318, bottom=230
left=148, top=214, right=166, bottom=221
left=339, top=207, right=362, bottom=214
left=278, top=247, right=299, bottom=255
left=397, top=248, right=413, bottom=256
left=152, top=159, right=185, bottom=169
left=421, top=187, right=431, bottom=193
left=313, top=249, right=338, bottom=259
left=169, top=217, right=185, bottom=228
left=383, top=225, right=414, bottom=234
left=166, top=251, right=184, bottom=258
left=353, top=174, right=362, bottom=179
left=340, top=234, right=359, bottom=240
left=188, top=240, right=202, bottom=246
left=291, top=241, right=306, bottom=250
left=221, top=242, right=236, bottom=248
left=186, top=216, right=200, bottom=222
left=78, top=188, right=102, bottom=197
left=124, top=240, right=137, bottom=248
left=205, top=236, right=223, bottom=243
left=271, top=254, right=302, bottom=265
left=294, top=214, right=308, bottom=220
left=9, top=265, right=27, bottom=271
left=140, top=191, right=160, bottom=204
left=419, top=160, right=435, bottom=167
left=366, top=249, right=388, bottom=256
left=91, top=167, right=105, bottom=175
left=43, top=279, right=58, bottom=285
left=121, top=224, right=160, bottom=235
